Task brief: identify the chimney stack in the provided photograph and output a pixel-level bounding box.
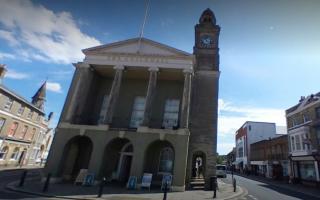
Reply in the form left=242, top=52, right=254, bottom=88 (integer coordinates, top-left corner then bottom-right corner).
left=0, top=64, right=7, bottom=84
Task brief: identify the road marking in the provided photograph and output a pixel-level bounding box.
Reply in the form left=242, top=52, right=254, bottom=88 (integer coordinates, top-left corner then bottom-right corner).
left=248, top=194, right=258, bottom=200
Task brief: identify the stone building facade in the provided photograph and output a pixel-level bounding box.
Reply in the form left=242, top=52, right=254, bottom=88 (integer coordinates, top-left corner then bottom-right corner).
left=0, top=65, right=53, bottom=167
left=45, top=9, right=220, bottom=191
left=250, top=135, right=289, bottom=179
left=286, top=93, right=320, bottom=185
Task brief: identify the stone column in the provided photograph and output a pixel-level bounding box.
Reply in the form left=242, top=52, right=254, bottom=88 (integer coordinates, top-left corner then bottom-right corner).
left=142, top=67, right=159, bottom=126
left=179, top=69, right=192, bottom=128
left=60, top=63, right=90, bottom=123
left=103, top=65, right=124, bottom=124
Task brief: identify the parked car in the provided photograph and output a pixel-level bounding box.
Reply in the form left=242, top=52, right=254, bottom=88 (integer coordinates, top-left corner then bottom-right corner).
left=216, top=165, right=227, bottom=178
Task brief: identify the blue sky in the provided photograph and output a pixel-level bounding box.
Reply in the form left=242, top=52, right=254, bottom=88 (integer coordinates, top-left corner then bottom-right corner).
left=0, top=0, right=320, bottom=154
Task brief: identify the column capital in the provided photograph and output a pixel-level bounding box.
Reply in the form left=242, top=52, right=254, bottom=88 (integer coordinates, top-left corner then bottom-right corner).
left=183, top=68, right=193, bottom=74
left=114, top=65, right=125, bottom=70
left=73, top=62, right=90, bottom=68
left=148, top=67, right=159, bottom=72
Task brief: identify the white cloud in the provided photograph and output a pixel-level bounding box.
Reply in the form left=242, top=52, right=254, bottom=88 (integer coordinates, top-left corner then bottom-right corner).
left=47, top=82, right=62, bottom=93
left=5, top=69, right=29, bottom=79
left=0, top=52, right=15, bottom=60
left=0, top=0, right=101, bottom=64
left=217, top=143, right=235, bottom=155
left=218, top=99, right=286, bottom=137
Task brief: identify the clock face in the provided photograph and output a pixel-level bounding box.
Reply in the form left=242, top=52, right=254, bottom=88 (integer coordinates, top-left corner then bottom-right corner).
left=200, top=35, right=213, bottom=48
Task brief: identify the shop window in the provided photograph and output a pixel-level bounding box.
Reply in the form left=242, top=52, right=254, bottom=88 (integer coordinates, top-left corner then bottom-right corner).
left=300, top=161, right=317, bottom=181
left=129, top=96, right=145, bottom=128
left=10, top=147, right=20, bottom=160
left=0, top=146, right=8, bottom=160
left=7, top=122, right=18, bottom=137
left=162, top=99, right=180, bottom=129
left=158, top=147, right=174, bottom=173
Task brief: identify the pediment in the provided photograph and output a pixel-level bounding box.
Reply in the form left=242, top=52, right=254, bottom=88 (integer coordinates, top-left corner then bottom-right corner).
left=82, top=37, right=192, bottom=57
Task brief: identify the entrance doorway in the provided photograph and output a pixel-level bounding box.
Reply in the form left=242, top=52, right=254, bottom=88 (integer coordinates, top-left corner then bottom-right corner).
left=191, top=151, right=206, bottom=178
left=59, top=136, right=93, bottom=180
left=101, top=138, right=133, bottom=183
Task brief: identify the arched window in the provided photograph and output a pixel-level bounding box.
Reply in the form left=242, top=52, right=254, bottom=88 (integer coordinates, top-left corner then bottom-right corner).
left=10, top=147, right=20, bottom=160
left=0, top=146, right=9, bottom=160
left=158, top=147, right=174, bottom=174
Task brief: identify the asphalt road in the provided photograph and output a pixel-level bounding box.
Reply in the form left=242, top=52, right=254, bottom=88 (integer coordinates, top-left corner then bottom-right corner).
left=0, top=168, right=62, bottom=200
left=222, top=174, right=320, bottom=200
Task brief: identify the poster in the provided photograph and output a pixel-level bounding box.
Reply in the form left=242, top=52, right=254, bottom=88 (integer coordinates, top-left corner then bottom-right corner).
left=83, top=173, right=95, bottom=186
left=161, top=174, right=172, bottom=191
left=141, top=173, right=152, bottom=190
left=127, top=176, right=137, bottom=189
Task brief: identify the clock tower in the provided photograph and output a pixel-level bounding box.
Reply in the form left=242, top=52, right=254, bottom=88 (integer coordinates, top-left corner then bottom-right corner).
left=187, top=8, right=220, bottom=189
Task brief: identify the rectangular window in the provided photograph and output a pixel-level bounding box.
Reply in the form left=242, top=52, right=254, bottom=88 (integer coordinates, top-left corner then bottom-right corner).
left=303, top=114, right=310, bottom=123
left=7, top=122, right=18, bottom=137
left=0, top=118, right=5, bottom=132
left=317, top=128, right=320, bottom=146
left=316, top=107, right=320, bottom=119
left=17, top=106, right=25, bottom=116
left=4, top=98, right=13, bottom=110
left=129, top=97, right=145, bottom=128
left=162, top=99, right=180, bottom=129
left=10, top=147, right=20, bottom=160
left=295, top=135, right=301, bottom=150
left=37, top=115, right=41, bottom=121
left=291, top=136, right=295, bottom=151
left=98, top=94, right=109, bottom=123
left=20, top=125, right=28, bottom=139
left=27, top=111, right=33, bottom=120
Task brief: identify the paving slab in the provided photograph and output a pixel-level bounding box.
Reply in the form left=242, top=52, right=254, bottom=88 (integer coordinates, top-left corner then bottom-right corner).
left=6, top=179, right=246, bottom=200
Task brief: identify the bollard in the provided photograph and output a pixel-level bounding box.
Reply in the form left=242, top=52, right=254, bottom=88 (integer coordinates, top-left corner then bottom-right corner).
left=97, top=177, right=106, bottom=198
left=42, top=173, right=51, bottom=192
left=19, top=170, right=27, bottom=187
left=163, top=181, right=168, bottom=200
left=210, top=176, right=217, bottom=199
left=233, top=178, right=236, bottom=192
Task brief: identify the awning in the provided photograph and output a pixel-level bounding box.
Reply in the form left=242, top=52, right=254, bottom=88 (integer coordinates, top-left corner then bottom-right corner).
left=291, top=156, right=315, bottom=161
left=251, top=161, right=266, bottom=165
left=232, top=160, right=243, bottom=165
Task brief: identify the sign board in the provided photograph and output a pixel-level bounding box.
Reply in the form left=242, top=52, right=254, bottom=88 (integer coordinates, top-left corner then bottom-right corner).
left=141, top=173, right=152, bottom=191
left=126, top=176, right=137, bottom=189
left=74, top=169, right=88, bottom=185
left=161, top=174, right=172, bottom=191
left=83, top=173, right=95, bottom=186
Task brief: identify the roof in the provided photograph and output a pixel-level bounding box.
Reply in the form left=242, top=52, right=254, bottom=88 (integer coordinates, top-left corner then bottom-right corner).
left=0, top=84, right=45, bottom=115
left=286, top=92, right=320, bottom=116
left=82, top=37, right=193, bottom=57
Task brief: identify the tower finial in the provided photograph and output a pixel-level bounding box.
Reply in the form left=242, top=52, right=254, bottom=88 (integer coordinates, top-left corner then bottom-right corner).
left=32, top=81, right=47, bottom=110
left=199, top=8, right=216, bottom=25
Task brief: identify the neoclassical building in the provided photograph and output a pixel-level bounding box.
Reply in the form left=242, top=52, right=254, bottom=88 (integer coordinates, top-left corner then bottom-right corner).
left=45, top=9, right=220, bottom=191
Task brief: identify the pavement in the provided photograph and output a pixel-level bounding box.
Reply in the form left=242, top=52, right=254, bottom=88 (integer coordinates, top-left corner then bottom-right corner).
left=6, top=175, right=246, bottom=200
